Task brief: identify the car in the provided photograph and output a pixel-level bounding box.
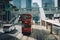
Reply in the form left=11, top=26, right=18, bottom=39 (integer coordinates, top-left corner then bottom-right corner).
left=3, top=24, right=16, bottom=33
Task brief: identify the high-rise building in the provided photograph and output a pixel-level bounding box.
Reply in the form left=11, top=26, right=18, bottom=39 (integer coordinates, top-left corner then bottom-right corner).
left=58, top=0, right=60, bottom=7
left=0, top=0, right=12, bottom=21
left=42, top=0, right=60, bottom=8
left=32, top=3, right=39, bottom=16
left=21, top=0, right=26, bottom=8
left=42, top=0, right=55, bottom=19
left=13, top=0, right=32, bottom=9
left=32, top=3, right=39, bottom=8
left=42, top=0, right=54, bottom=10
left=42, top=0, right=60, bottom=19
left=13, top=0, right=21, bottom=9
left=32, top=3, right=40, bottom=21
left=26, top=0, right=31, bottom=9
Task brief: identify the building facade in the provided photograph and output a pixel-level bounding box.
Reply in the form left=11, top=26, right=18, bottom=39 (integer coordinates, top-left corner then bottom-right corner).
left=32, top=3, right=40, bottom=21
left=58, top=0, right=60, bottom=8
left=42, top=0, right=55, bottom=10
left=13, top=0, right=32, bottom=9
left=0, top=0, right=14, bottom=22
left=42, top=0, right=60, bottom=19
left=0, top=0, right=19, bottom=22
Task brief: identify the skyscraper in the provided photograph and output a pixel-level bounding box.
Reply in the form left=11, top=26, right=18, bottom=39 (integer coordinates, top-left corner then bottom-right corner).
left=13, top=0, right=21, bottom=9
left=58, top=0, right=60, bottom=7
left=26, top=0, right=31, bottom=9
left=0, top=0, right=12, bottom=21
left=13, top=0, right=32, bottom=9
left=42, top=0, right=54, bottom=9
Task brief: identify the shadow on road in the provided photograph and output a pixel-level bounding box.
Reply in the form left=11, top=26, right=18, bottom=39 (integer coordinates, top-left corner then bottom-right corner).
left=31, top=29, right=50, bottom=40
left=9, top=29, right=18, bottom=34
left=0, top=32, right=20, bottom=40
left=23, top=28, right=58, bottom=40
left=0, top=32, right=4, bottom=36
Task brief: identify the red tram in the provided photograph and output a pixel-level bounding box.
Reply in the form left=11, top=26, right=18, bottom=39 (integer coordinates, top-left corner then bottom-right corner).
left=20, top=14, right=32, bottom=35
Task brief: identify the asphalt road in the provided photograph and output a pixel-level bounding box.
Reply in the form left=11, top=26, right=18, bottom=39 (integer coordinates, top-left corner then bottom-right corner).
left=0, top=25, right=22, bottom=40
left=21, top=25, right=58, bottom=40
left=0, top=24, right=59, bottom=40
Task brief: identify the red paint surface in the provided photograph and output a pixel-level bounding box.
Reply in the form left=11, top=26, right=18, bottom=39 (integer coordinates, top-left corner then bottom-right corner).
left=22, top=28, right=31, bottom=32
left=20, top=14, right=32, bottom=33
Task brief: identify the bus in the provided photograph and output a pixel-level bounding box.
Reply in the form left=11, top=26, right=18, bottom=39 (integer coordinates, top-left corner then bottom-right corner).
left=20, top=14, right=32, bottom=35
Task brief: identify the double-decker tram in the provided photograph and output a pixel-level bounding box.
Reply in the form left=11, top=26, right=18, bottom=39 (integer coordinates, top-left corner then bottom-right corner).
left=20, top=14, right=32, bottom=35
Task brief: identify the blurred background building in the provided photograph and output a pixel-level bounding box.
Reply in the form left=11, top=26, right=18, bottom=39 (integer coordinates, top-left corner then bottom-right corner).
left=0, top=0, right=19, bottom=23
left=0, top=0, right=12, bottom=21
left=13, top=0, right=32, bottom=9
left=32, top=3, right=40, bottom=21
left=0, top=0, right=60, bottom=22
left=42, top=0, right=60, bottom=20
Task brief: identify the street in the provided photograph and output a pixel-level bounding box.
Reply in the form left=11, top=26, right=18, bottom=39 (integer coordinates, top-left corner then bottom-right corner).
left=0, top=0, right=60, bottom=40
left=0, top=24, right=58, bottom=40
left=21, top=25, right=58, bottom=40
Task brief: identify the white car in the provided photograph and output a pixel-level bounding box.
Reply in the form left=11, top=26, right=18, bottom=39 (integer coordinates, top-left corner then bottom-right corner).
left=3, top=24, right=16, bottom=33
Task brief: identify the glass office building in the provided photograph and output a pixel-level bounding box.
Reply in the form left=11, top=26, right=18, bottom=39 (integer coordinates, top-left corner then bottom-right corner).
left=13, top=0, right=21, bottom=9
left=58, top=0, right=60, bottom=8
left=0, top=0, right=12, bottom=21
left=13, top=0, right=32, bottom=9
left=26, top=0, right=31, bottom=9
left=42, top=0, right=54, bottom=10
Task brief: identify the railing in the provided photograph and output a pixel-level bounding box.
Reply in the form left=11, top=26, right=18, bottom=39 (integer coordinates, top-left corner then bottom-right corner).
left=41, top=19, right=60, bottom=35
